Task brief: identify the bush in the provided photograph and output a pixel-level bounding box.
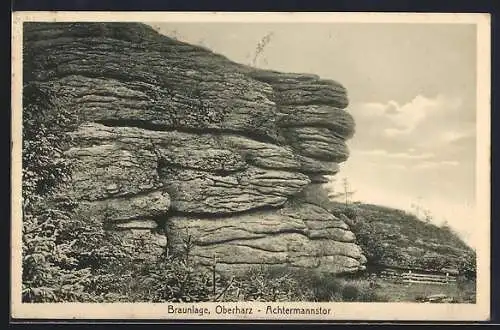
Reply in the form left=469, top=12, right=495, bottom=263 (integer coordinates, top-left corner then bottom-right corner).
left=21, top=81, right=133, bottom=302
left=343, top=206, right=359, bottom=220
left=304, top=272, right=343, bottom=302
left=341, top=284, right=359, bottom=301
left=21, top=82, right=92, bottom=302
left=358, top=288, right=387, bottom=302
left=459, top=251, right=477, bottom=280
left=217, top=267, right=387, bottom=303
left=226, top=266, right=312, bottom=302
left=22, top=82, right=77, bottom=199
left=122, top=255, right=213, bottom=302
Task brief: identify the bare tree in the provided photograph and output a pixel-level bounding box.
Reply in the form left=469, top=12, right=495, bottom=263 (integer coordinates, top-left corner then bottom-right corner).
left=328, top=177, right=356, bottom=206
left=252, top=32, right=274, bottom=67
left=341, top=178, right=356, bottom=207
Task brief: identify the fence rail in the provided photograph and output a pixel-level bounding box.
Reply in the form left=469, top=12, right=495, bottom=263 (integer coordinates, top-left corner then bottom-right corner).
left=376, top=269, right=457, bottom=285
left=402, top=272, right=456, bottom=284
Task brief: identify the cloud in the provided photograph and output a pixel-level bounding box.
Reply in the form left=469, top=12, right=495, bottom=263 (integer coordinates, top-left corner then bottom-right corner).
left=440, top=130, right=476, bottom=144
left=356, top=149, right=435, bottom=160
left=382, top=95, right=462, bottom=137
left=343, top=93, right=475, bottom=235
left=353, top=148, right=461, bottom=173
left=348, top=94, right=474, bottom=161
left=384, top=127, right=409, bottom=137
left=413, top=160, right=461, bottom=170
left=387, top=164, right=408, bottom=170
left=355, top=148, right=460, bottom=169
left=384, top=101, right=400, bottom=115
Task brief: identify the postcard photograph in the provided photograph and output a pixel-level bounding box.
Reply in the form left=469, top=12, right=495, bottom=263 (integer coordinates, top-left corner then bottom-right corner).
left=10, top=11, right=491, bottom=321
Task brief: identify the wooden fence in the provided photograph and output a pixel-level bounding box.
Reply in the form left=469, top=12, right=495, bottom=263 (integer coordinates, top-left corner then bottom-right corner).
left=377, top=269, right=457, bottom=285
left=401, top=272, right=456, bottom=285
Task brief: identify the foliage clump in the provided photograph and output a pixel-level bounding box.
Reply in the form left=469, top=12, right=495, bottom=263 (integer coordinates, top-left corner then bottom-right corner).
left=22, top=82, right=130, bottom=302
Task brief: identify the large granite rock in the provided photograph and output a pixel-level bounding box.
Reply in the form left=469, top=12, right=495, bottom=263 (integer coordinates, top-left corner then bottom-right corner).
left=24, top=22, right=366, bottom=275
left=166, top=202, right=365, bottom=273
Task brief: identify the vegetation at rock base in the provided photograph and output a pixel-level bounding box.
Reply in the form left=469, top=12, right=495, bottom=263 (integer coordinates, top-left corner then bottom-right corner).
left=22, top=82, right=126, bottom=302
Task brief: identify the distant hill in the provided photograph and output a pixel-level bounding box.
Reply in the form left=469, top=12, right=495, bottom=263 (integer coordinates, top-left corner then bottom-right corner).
left=328, top=201, right=475, bottom=273
left=296, top=185, right=475, bottom=275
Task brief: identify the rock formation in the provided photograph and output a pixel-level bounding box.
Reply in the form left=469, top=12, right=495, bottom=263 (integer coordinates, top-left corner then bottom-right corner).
left=23, top=22, right=366, bottom=274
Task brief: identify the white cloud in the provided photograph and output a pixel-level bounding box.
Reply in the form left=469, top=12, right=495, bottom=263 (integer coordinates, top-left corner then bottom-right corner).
left=441, top=131, right=464, bottom=143
left=348, top=94, right=474, bottom=166
left=351, top=94, right=465, bottom=141
left=356, top=149, right=435, bottom=160
left=414, top=160, right=460, bottom=170
left=440, top=130, right=475, bottom=144
left=380, top=95, right=462, bottom=137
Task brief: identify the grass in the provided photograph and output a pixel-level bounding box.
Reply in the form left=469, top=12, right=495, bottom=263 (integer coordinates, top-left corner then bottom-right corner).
left=216, top=265, right=477, bottom=303
left=370, top=277, right=476, bottom=303
left=207, top=266, right=474, bottom=303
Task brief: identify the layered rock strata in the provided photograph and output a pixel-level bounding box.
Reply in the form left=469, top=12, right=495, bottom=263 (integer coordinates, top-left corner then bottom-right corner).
left=24, top=22, right=366, bottom=274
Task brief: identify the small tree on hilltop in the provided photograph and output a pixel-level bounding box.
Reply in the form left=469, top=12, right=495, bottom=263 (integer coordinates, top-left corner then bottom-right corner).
left=422, top=209, right=433, bottom=223
left=327, top=177, right=356, bottom=206
left=341, top=178, right=356, bottom=207
left=326, top=177, right=358, bottom=221
left=410, top=197, right=433, bottom=223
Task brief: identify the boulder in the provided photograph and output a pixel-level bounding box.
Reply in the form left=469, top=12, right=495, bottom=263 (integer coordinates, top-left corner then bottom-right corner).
left=166, top=202, right=364, bottom=274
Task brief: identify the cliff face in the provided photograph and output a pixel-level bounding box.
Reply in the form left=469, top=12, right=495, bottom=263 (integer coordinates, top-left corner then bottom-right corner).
left=24, top=22, right=366, bottom=274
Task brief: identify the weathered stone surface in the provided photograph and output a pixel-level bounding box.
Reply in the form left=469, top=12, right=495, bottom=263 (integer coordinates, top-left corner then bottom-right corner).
left=64, top=144, right=161, bottom=201
left=309, top=175, right=331, bottom=183
left=24, top=22, right=366, bottom=275
left=77, top=191, right=170, bottom=223
left=114, top=220, right=159, bottom=230
left=166, top=202, right=364, bottom=273
left=277, top=105, right=355, bottom=138
left=247, top=70, right=349, bottom=108
left=116, top=229, right=168, bottom=260
left=71, top=122, right=340, bottom=175
left=161, top=167, right=310, bottom=214
left=283, top=127, right=350, bottom=162
left=26, top=24, right=281, bottom=142
left=70, top=123, right=250, bottom=174
left=70, top=123, right=311, bottom=214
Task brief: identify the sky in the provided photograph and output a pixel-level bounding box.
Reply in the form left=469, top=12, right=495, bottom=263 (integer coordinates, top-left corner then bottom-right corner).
left=148, top=22, right=478, bottom=247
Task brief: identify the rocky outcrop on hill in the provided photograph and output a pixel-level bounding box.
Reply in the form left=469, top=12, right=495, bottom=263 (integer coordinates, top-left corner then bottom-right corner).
left=23, top=22, right=365, bottom=274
